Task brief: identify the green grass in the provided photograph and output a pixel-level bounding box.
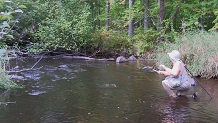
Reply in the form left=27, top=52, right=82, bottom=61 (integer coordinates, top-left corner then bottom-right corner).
left=155, top=31, right=218, bottom=79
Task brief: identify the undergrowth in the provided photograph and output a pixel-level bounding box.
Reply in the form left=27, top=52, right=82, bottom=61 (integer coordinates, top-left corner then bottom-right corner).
left=155, top=31, right=218, bottom=79
left=0, top=49, right=23, bottom=89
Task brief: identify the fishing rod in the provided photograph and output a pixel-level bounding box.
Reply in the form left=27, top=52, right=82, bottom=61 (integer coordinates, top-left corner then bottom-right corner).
left=141, top=63, right=213, bottom=99
left=141, top=66, right=159, bottom=72
left=184, top=66, right=213, bottom=99
left=139, top=61, right=159, bottom=72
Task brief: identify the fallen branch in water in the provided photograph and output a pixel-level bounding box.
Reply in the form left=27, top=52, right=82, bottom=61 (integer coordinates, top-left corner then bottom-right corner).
left=5, top=66, right=43, bottom=73
left=0, top=101, right=16, bottom=105
left=5, top=54, right=44, bottom=73
left=31, top=55, right=43, bottom=69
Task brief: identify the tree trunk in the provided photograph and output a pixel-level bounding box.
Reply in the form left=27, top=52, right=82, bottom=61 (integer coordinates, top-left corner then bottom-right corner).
left=156, top=0, right=164, bottom=42
left=97, top=0, right=101, bottom=29
left=121, top=0, right=127, bottom=9
left=128, top=0, right=134, bottom=37
left=106, top=0, right=110, bottom=31
left=165, top=0, right=183, bottom=33
left=158, top=0, right=164, bottom=30
left=144, top=0, right=149, bottom=31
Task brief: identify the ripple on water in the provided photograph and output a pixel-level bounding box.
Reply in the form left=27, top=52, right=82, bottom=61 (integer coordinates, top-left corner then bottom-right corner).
left=20, top=71, right=42, bottom=80
left=28, top=90, right=47, bottom=96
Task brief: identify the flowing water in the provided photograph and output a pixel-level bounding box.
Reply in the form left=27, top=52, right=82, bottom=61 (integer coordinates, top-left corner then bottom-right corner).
left=0, top=57, right=217, bottom=123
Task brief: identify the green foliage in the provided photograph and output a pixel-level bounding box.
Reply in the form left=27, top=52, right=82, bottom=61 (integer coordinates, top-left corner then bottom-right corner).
left=179, top=0, right=217, bottom=31
left=2, top=0, right=217, bottom=59
left=0, top=48, right=21, bottom=89
left=133, top=28, right=158, bottom=56
left=210, top=9, right=218, bottom=31
left=155, top=31, right=218, bottom=79
left=0, top=71, right=21, bottom=89
left=32, top=0, right=93, bottom=52
left=0, top=0, right=26, bottom=41
left=90, top=29, right=131, bottom=54
left=109, top=1, right=129, bottom=29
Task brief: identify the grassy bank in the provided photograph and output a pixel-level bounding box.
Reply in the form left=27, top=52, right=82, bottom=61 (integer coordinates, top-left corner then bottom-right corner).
left=155, top=31, right=218, bottom=79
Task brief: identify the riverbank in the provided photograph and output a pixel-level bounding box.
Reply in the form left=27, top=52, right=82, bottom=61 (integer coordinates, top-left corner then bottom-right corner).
left=155, top=32, right=218, bottom=79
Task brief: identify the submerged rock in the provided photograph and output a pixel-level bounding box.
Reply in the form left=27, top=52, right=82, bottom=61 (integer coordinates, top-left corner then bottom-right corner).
left=116, top=56, right=128, bottom=63
left=128, top=55, right=137, bottom=61
left=28, top=90, right=46, bottom=96
left=116, top=55, right=137, bottom=63
left=58, top=65, right=68, bottom=68
left=8, top=75, right=25, bottom=80
left=12, top=66, right=19, bottom=71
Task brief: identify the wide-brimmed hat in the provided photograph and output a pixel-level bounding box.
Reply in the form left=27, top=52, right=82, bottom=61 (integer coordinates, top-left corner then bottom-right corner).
left=167, top=50, right=180, bottom=61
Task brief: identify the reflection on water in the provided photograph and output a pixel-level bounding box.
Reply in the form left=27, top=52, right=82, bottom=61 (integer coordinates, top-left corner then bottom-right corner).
left=0, top=57, right=217, bottom=123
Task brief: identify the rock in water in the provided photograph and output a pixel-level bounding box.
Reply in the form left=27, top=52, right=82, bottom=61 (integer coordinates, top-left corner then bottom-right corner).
left=116, top=56, right=128, bottom=63
left=128, top=55, right=137, bottom=61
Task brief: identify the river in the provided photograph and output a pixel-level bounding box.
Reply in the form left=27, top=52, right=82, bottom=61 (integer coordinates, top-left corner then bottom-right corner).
left=0, top=57, right=217, bottom=123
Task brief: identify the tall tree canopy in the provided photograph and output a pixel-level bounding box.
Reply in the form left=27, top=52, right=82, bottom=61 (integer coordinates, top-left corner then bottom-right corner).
left=1, top=0, right=217, bottom=55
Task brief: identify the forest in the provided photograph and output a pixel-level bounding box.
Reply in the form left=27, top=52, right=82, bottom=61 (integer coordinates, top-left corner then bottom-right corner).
left=0, top=0, right=218, bottom=88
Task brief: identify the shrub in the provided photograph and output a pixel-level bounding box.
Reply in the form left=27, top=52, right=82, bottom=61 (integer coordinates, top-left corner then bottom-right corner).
left=32, top=1, right=93, bottom=53
left=90, top=29, right=131, bottom=56
left=133, top=28, right=159, bottom=56
left=0, top=49, right=21, bottom=89
left=0, top=0, right=26, bottom=41
left=155, top=31, right=218, bottom=79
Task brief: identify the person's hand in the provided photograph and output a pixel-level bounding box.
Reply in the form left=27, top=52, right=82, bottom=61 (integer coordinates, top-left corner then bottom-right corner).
left=159, top=64, right=166, bottom=69
left=157, top=71, right=163, bottom=75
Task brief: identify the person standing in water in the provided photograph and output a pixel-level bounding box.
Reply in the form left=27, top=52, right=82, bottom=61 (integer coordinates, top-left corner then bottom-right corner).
left=157, top=50, right=196, bottom=98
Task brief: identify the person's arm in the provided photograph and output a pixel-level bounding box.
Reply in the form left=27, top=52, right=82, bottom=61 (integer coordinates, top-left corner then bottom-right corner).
left=157, top=70, right=171, bottom=76
left=159, top=62, right=181, bottom=76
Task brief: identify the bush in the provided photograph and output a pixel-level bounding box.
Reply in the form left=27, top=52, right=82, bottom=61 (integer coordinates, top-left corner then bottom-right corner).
left=0, top=71, right=20, bottom=89
left=155, top=31, right=218, bottom=79
left=27, top=1, right=93, bottom=53
left=90, top=29, right=131, bottom=56
left=133, top=28, right=159, bottom=56
left=0, top=49, right=21, bottom=89
left=0, top=0, right=25, bottom=41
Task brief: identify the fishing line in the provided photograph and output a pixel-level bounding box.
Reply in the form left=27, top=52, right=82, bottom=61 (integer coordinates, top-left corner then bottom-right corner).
left=184, top=65, right=213, bottom=99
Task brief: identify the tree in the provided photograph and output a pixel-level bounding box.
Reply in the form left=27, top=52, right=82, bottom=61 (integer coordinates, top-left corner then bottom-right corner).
left=4, top=0, right=218, bottom=56
left=144, top=0, right=149, bottom=31
left=164, top=0, right=183, bottom=33
left=105, top=0, right=110, bottom=31
left=0, top=0, right=25, bottom=42
left=32, top=0, right=93, bottom=52
left=128, top=0, right=134, bottom=37
left=97, top=0, right=101, bottom=29
left=158, top=0, right=164, bottom=30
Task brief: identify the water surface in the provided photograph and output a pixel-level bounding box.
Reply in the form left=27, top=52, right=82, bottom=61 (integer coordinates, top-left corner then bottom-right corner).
left=0, top=57, right=217, bottom=123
